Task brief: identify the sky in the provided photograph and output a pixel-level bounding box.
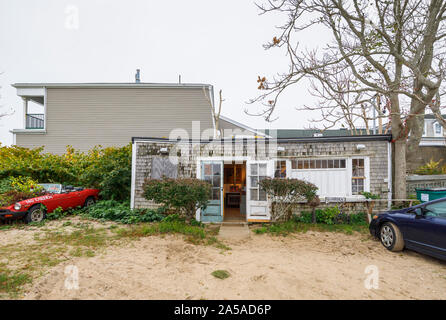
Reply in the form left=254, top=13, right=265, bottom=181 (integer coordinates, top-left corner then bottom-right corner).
left=0, top=0, right=327, bottom=146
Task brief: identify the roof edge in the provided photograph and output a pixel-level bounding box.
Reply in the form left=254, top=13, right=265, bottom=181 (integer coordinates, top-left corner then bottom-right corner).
left=132, top=134, right=392, bottom=144
left=12, top=82, right=213, bottom=89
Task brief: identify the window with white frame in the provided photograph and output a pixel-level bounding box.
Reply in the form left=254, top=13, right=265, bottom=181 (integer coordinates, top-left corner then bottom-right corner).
left=250, top=163, right=267, bottom=201
left=352, top=158, right=365, bottom=195
left=435, top=122, right=443, bottom=136
left=291, top=159, right=346, bottom=170
left=274, top=160, right=287, bottom=178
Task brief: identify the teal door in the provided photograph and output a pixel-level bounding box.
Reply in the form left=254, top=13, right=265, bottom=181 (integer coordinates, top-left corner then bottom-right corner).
left=201, top=161, right=223, bottom=222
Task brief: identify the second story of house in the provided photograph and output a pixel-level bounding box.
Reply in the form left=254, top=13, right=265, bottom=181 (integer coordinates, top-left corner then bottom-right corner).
left=421, top=114, right=446, bottom=146
left=10, top=82, right=257, bottom=154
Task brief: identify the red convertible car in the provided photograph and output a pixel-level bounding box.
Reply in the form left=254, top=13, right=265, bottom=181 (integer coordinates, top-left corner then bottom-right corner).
left=0, top=183, right=100, bottom=223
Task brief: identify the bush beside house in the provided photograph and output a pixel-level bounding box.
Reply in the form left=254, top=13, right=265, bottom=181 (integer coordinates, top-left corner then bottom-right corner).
left=259, top=178, right=319, bottom=222
left=143, top=178, right=212, bottom=220
left=0, top=144, right=131, bottom=201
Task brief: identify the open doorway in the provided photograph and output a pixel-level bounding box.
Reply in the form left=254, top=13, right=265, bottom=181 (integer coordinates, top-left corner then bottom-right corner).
left=223, top=162, right=246, bottom=222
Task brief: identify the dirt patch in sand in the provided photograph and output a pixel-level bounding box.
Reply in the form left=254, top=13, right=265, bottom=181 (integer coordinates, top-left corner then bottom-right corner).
left=21, top=229, right=446, bottom=300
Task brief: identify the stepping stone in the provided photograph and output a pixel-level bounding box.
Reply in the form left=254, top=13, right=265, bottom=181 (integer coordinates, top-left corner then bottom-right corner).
left=218, top=223, right=250, bottom=240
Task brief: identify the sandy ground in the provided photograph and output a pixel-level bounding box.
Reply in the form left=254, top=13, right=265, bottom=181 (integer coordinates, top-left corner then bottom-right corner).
left=16, top=227, right=446, bottom=300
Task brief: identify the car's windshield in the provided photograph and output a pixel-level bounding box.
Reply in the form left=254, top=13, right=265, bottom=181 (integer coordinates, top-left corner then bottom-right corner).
left=38, top=183, right=62, bottom=194
left=425, top=200, right=446, bottom=218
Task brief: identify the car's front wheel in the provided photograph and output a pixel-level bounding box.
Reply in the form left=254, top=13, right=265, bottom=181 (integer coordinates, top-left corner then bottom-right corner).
left=380, top=222, right=404, bottom=252
left=24, top=205, right=46, bottom=224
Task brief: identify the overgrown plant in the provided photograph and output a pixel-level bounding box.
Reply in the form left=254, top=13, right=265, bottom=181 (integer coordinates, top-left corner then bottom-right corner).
left=0, top=144, right=132, bottom=201
left=80, top=200, right=164, bottom=224
left=362, top=192, right=381, bottom=224
left=259, top=178, right=319, bottom=222
left=143, top=178, right=212, bottom=220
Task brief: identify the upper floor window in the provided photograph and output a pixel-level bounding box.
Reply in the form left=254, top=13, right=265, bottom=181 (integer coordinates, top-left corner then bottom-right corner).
left=435, top=122, right=443, bottom=136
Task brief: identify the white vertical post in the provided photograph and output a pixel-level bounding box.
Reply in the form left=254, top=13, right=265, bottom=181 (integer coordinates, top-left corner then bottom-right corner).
left=22, top=97, right=28, bottom=129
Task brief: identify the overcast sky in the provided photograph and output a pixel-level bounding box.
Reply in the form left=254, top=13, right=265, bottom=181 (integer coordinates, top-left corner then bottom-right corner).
left=0, top=0, right=326, bottom=146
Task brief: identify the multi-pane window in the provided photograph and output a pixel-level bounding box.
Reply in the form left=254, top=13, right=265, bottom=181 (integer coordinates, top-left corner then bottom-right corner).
left=352, top=158, right=365, bottom=195
left=435, top=122, right=442, bottom=135
left=203, top=163, right=221, bottom=200
left=274, top=160, right=287, bottom=178
left=250, top=163, right=267, bottom=201
left=291, top=159, right=346, bottom=170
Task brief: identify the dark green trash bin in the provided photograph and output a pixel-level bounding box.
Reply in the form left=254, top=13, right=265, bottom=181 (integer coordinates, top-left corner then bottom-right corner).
left=416, top=188, right=446, bottom=203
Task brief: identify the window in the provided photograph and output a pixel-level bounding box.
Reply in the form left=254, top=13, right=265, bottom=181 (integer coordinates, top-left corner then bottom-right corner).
left=435, top=122, right=442, bottom=136
left=250, top=163, right=267, bottom=201
left=425, top=200, right=446, bottom=218
left=274, top=160, right=287, bottom=178
left=291, top=159, right=346, bottom=170
left=203, top=163, right=221, bottom=200
left=151, top=157, right=178, bottom=179
left=352, top=158, right=365, bottom=195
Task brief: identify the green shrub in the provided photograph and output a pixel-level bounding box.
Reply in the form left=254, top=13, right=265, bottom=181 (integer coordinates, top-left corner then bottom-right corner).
left=143, top=178, right=212, bottom=220
left=349, top=212, right=367, bottom=225
left=0, top=190, right=46, bottom=207
left=316, top=206, right=339, bottom=225
left=0, top=177, right=13, bottom=193
left=293, top=207, right=367, bottom=225
left=292, top=211, right=313, bottom=223
left=81, top=200, right=164, bottom=224
left=46, top=207, right=66, bottom=220
left=0, top=144, right=132, bottom=201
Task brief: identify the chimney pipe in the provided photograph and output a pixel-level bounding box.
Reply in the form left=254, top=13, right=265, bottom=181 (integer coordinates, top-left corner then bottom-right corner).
left=135, top=69, right=141, bottom=83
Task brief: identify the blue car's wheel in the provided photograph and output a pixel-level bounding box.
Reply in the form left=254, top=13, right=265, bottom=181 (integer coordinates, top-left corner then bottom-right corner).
left=380, top=222, right=404, bottom=252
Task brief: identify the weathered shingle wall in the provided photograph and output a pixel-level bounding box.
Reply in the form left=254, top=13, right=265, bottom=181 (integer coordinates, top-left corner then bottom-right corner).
left=133, top=139, right=390, bottom=212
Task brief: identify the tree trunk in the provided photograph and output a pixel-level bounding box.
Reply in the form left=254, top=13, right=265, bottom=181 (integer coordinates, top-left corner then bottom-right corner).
left=406, top=100, right=426, bottom=172
left=311, top=207, right=316, bottom=223
left=390, top=93, right=407, bottom=203
left=394, top=140, right=407, bottom=202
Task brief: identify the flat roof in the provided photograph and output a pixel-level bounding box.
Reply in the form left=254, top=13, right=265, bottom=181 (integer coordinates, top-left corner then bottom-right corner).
left=132, top=134, right=392, bottom=144
left=12, top=82, right=213, bottom=89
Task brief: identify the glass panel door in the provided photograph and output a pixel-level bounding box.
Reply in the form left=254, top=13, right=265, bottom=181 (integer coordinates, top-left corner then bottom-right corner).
left=247, top=160, right=271, bottom=221
left=201, top=161, right=223, bottom=222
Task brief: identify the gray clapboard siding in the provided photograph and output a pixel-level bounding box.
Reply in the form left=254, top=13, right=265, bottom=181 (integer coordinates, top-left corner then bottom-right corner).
left=16, top=87, right=214, bottom=154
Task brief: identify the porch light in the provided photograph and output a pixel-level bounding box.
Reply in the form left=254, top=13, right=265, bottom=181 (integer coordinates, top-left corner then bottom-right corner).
left=356, top=144, right=366, bottom=150
left=159, top=147, right=169, bottom=154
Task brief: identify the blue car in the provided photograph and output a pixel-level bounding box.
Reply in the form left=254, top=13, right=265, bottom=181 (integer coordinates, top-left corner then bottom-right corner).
left=369, top=197, right=446, bottom=261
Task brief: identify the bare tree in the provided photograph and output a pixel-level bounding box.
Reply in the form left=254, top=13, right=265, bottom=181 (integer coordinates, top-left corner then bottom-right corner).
left=250, top=0, right=446, bottom=200
left=302, top=65, right=389, bottom=134
left=203, top=87, right=225, bottom=138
